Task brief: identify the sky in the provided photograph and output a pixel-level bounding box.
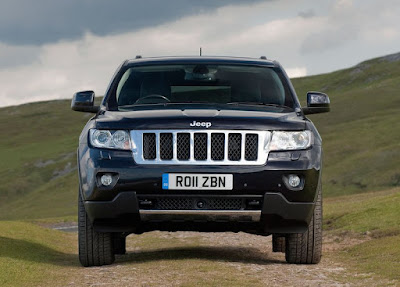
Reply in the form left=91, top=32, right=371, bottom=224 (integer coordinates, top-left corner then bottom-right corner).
left=0, top=0, right=399, bottom=107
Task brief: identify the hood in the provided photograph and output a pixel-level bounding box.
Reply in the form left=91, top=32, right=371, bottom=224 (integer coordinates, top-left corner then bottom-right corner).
left=95, top=108, right=306, bottom=130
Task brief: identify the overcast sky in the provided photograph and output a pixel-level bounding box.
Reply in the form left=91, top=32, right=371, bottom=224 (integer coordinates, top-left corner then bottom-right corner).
left=1, top=0, right=399, bottom=107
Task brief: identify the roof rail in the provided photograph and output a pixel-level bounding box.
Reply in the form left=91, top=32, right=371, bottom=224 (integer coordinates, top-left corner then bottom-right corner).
left=260, top=56, right=267, bottom=60
left=135, top=55, right=142, bottom=59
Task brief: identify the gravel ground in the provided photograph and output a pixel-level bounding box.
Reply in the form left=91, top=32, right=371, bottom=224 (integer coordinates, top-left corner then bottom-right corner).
left=60, top=230, right=396, bottom=287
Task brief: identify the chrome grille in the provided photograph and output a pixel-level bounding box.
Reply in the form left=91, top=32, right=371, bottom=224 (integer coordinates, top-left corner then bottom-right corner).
left=131, top=130, right=271, bottom=165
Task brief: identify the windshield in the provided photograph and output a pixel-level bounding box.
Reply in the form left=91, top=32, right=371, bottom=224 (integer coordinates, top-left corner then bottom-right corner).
left=115, top=64, right=294, bottom=110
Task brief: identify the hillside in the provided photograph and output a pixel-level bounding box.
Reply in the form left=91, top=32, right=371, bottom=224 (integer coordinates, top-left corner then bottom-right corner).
left=1, top=52, right=400, bottom=219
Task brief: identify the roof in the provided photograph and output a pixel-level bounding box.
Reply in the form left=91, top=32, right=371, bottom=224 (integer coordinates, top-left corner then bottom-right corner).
left=125, top=56, right=277, bottom=67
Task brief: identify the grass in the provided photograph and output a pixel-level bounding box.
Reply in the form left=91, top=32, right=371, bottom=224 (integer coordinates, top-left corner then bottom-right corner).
left=324, top=188, right=400, bottom=236
left=0, top=221, right=77, bottom=287
left=324, top=187, right=400, bottom=281
left=343, top=235, right=400, bottom=282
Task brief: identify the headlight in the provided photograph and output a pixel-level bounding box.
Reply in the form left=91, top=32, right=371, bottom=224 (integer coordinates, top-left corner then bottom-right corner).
left=89, top=129, right=131, bottom=150
left=269, top=131, right=312, bottom=151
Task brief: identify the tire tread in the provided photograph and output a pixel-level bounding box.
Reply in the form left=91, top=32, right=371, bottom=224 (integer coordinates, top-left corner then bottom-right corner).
left=285, top=186, right=322, bottom=264
left=78, top=192, right=115, bottom=267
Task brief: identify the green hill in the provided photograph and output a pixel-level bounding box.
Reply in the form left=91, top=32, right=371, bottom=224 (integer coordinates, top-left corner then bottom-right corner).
left=1, top=53, right=400, bottom=219
left=292, top=52, right=400, bottom=196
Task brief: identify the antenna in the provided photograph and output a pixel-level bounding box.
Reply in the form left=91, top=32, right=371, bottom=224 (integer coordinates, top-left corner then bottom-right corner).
left=200, top=47, right=202, bottom=56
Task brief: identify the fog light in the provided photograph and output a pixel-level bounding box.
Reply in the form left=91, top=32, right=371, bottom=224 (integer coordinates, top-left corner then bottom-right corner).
left=101, top=174, right=113, bottom=186
left=288, top=175, right=301, bottom=188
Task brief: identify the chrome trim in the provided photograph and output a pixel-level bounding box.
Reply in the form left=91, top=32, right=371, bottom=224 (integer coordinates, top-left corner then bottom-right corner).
left=130, top=129, right=271, bottom=165
left=139, top=210, right=261, bottom=222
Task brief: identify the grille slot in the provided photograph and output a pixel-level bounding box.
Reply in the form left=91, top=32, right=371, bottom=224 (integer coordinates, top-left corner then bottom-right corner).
left=135, top=130, right=269, bottom=165
left=160, top=133, right=173, bottom=160
left=194, top=133, right=208, bottom=160
left=177, top=133, right=190, bottom=160
left=211, top=133, right=225, bottom=160
left=143, top=133, right=156, bottom=159
left=245, top=134, right=259, bottom=161
left=228, top=133, right=242, bottom=161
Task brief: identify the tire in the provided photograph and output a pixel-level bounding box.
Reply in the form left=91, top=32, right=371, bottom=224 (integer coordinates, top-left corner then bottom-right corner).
left=113, top=234, right=127, bottom=255
left=78, top=192, right=115, bottom=267
left=272, top=235, right=285, bottom=253
left=285, top=185, right=322, bottom=264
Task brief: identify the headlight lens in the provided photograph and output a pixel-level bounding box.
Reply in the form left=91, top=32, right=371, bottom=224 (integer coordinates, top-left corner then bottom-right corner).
left=269, top=131, right=312, bottom=151
left=90, top=129, right=131, bottom=150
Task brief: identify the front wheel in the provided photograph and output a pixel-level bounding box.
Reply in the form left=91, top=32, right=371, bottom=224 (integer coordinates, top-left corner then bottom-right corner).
left=285, top=186, right=322, bottom=264
left=78, top=192, right=115, bottom=267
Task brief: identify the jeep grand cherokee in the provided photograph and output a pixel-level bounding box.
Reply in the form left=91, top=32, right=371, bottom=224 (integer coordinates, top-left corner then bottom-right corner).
left=71, top=56, right=330, bottom=267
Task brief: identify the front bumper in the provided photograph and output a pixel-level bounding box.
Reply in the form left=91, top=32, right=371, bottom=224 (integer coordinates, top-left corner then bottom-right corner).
left=84, top=191, right=315, bottom=234
left=79, top=144, right=321, bottom=234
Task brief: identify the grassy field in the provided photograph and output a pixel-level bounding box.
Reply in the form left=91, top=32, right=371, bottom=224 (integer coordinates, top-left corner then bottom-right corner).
left=324, top=188, right=400, bottom=281
left=0, top=221, right=77, bottom=286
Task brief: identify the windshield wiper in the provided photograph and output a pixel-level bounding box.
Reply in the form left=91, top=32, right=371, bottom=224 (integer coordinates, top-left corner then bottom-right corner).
left=226, top=102, right=293, bottom=109
left=262, top=103, right=293, bottom=109
left=226, top=102, right=267, bottom=106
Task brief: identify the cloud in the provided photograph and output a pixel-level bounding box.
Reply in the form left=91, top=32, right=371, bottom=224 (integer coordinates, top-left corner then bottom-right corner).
left=300, top=0, right=400, bottom=55
left=0, top=1, right=315, bottom=107
left=286, top=67, right=307, bottom=78
left=0, top=43, right=40, bottom=68
left=298, top=9, right=315, bottom=18
left=1, top=0, right=400, bottom=107
left=0, top=0, right=266, bottom=45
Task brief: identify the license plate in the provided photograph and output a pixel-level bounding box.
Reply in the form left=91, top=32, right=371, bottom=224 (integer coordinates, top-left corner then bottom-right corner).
left=162, top=173, right=233, bottom=190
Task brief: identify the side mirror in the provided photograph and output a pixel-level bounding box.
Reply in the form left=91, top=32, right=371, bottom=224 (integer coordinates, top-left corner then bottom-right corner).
left=71, top=91, right=99, bottom=113
left=302, top=91, right=330, bottom=115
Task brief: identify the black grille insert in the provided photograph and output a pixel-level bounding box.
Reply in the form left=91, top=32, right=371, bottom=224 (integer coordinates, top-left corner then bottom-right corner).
left=194, top=133, right=208, bottom=160
left=160, top=133, right=173, bottom=160
left=211, top=133, right=225, bottom=160
left=157, top=198, right=193, bottom=210
left=208, top=198, right=242, bottom=210
left=143, top=133, right=156, bottom=160
left=245, top=134, right=258, bottom=161
left=228, top=133, right=242, bottom=161
left=177, top=133, right=190, bottom=160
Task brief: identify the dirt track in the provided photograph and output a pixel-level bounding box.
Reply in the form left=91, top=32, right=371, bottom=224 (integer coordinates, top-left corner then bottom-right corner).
left=61, top=230, right=395, bottom=287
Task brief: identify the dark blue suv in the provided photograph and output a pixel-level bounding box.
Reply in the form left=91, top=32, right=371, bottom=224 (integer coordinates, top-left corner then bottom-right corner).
left=72, top=56, right=330, bottom=267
